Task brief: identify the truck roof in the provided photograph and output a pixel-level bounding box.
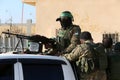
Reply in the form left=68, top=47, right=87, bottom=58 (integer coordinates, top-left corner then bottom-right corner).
left=0, top=53, right=67, bottom=65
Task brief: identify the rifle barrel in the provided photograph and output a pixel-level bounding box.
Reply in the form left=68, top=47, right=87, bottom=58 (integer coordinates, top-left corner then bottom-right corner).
left=2, top=32, right=30, bottom=39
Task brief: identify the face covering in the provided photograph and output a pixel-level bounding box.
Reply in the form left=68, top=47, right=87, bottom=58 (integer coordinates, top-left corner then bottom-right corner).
left=60, top=17, right=72, bottom=29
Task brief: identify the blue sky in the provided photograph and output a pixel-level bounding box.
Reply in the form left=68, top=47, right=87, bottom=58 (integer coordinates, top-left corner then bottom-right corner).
left=0, top=0, right=36, bottom=23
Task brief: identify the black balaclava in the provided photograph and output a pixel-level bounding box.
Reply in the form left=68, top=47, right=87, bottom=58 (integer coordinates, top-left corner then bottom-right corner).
left=60, top=17, right=72, bottom=29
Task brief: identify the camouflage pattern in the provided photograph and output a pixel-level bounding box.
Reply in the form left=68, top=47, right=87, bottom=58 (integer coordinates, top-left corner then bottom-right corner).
left=63, top=40, right=107, bottom=80
left=56, top=24, right=81, bottom=53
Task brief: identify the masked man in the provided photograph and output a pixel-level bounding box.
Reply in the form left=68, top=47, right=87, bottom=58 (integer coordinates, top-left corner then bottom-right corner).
left=56, top=11, right=81, bottom=53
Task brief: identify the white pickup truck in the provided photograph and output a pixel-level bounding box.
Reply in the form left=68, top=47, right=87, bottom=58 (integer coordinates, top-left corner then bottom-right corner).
left=0, top=53, right=79, bottom=80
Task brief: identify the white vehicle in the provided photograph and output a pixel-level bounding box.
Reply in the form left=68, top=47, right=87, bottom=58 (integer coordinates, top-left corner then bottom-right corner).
left=0, top=53, right=79, bottom=80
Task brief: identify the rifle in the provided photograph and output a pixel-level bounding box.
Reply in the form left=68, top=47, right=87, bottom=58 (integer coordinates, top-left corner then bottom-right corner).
left=2, top=32, right=57, bottom=54
left=2, top=32, right=56, bottom=44
left=2, top=32, right=31, bottom=52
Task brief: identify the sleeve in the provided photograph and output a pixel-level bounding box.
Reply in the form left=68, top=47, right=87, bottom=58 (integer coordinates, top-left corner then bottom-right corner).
left=71, top=25, right=81, bottom=44
left=63, top=46, right=83, bottom=61
left=65, top=25, right=81, bottom=53
left=64, top=43, right=76, bottom=53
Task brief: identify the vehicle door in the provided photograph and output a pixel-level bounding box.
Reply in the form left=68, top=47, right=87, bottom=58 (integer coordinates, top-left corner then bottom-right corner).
left=0, top=59, right=23, bottom=80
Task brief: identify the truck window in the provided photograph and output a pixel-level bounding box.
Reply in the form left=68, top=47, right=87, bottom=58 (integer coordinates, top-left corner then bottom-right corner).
left=0, top=64, right=14, bottom=80
left=22, top=64, right=64, bottom=80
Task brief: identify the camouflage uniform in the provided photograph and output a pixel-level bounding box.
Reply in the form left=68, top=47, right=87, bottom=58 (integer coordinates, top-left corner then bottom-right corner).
left=56, top=24, right=81, bottom=53
left=63, top=40, right=107, bottom=80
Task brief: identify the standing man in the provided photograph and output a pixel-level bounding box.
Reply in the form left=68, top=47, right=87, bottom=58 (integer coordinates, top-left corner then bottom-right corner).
left=102, top=37, right=113, bottom=80
left=107, top=42, right=120, bottom=80
left=26, top=11, right=81, bottom=55
left=56, top=11, right=81, bottom=53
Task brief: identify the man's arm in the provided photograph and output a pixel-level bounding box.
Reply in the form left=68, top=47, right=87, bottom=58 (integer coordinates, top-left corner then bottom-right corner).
left=65, top=25, right=81, bottom=53
left=63, top=45, right=82, bottom=61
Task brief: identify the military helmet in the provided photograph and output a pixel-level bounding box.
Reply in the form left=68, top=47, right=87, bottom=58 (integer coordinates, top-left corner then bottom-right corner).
left=56, top=11, right=74, bottom=21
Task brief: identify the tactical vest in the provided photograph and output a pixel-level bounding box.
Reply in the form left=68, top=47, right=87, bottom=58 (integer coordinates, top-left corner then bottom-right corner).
left=56, top=25, right=80, bottom=51
left=76, top=43, right=108, bottom=74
